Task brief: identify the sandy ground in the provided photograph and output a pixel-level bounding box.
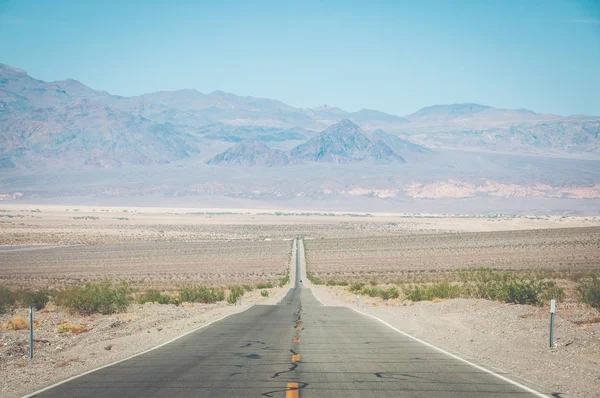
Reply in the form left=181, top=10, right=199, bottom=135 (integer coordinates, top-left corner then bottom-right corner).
left=0, top=284, right=289, bottom=398
left=1, top=204, right=599, bottom=247
left=304, top=227, right=600, bottom=279
left=309, top=284, right=600, bottom=398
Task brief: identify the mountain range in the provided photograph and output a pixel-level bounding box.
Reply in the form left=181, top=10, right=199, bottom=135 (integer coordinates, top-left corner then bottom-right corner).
left=1, top=63, right=599, bottom=172
left=1, top=63, right=599, bottom=214
left=207, top=119, right=424, bottom=166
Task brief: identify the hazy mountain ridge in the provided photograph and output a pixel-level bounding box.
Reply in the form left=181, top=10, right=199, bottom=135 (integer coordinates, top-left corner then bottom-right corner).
left=206, top=120, right=423, bottom=166
left=206, top=140, right=294, bottom=167
left=1, top=62, right=599, bottom=174
left=288, top=119, right=406, bottom=164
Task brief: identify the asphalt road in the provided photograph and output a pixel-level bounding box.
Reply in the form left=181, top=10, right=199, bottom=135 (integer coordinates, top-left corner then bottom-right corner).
left=32, top=238, right=545, bottom=397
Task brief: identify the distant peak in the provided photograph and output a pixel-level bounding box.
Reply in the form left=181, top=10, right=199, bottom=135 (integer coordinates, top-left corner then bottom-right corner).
left=323, top=119, right=363, bottom=133
left=0, top=63, right=28, bottom=76
left=312, top=104, right=344, bottom=112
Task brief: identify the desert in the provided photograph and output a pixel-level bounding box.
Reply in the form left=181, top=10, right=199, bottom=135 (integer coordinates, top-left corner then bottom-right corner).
left=0, top=206, right=599, bottom=396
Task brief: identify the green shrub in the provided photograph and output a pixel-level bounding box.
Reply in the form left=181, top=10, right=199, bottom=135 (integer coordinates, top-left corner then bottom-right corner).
left=23, top=290, right=50, bottom=310
left=260, top=290, right=269, bottom=297
left=57, top=280, right=129, bottom=315
left=242, top=285, right=254, bottom=292
left=326, top=280, right=348, bottom=286
left=380, top=286, right=400, bottom=300
left=137, top=289, right=179, bottom=305
left=278, top=276, right=290, bottom=287
left=0, top=287, right=15, bottom=314
left=307, top=272, right=324, bottom=285
left=404, top=281, right=462, bottom=302
left=180, top=285, right=225, bottom=304
left=503, top=279, right=541, bottom=305
left=460, top=268, right=564, bottom=305
left=539, top=280, right=565, bottom=302
left=360, top=286, right=399, bottom=300
left=256, top=282, right=274, bottom=289
left=349, top=282, right=365, bottom=294
left=576, top=275, right=600, bottom=309
left=227, top=285, right=245, bottom=304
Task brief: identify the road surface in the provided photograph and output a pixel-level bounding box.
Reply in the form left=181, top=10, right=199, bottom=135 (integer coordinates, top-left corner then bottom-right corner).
left=31, top=238, right=545, bottom=397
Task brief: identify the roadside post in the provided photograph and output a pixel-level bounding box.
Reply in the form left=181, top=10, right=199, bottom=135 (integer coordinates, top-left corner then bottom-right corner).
left=356, top=295, right=361, bottom=308
left=549, top=299, right=556, bottom=348
left=29, top=305, right=34, bottom=359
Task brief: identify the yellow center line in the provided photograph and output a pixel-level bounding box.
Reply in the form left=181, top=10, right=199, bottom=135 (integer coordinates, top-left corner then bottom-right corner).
left=296, top=326, right=301, bottom=331
left=285, top=383, right=299, bottom=398
left=286, top=382, right=299, bottom=398
left=291, top=354, right=301, bottom=362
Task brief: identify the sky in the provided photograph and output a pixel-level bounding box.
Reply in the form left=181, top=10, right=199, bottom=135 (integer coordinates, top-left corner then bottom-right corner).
left=0, top=0, right=599, bottom=116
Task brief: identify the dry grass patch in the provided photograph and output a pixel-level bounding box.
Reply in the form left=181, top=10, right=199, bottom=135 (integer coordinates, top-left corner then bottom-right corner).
left=56, top=322, right=87, bottom=334
left=3, top=316, right=28, bottom=330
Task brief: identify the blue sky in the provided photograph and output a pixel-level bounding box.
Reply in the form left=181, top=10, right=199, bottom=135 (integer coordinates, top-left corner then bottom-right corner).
left=1, top=0, right=599, bottom=116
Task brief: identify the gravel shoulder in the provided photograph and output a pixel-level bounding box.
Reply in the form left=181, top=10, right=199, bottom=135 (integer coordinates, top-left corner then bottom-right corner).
left=310, top=284, right=600, bottom=398
left=0, top=285, right=288, bottom=398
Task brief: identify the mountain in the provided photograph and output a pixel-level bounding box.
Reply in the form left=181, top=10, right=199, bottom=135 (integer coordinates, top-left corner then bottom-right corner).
left=206, top=120, right=418, bottom=166
left=367, top=129, right=431, bottom=158
left=206, top=140, right=293, bottom=167
left=198, top=124, right=311, bottom=143
left=401, top=103, right=599, bottom=155
left=0, top=65, right=204, bottom=168
left=288, top=119, right=406, bottom=164
left=1, top=62, right=599, bottom=173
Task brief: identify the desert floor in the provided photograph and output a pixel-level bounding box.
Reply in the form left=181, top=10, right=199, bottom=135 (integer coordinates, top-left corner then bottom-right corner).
left=0, top=204, right=599, bottom=397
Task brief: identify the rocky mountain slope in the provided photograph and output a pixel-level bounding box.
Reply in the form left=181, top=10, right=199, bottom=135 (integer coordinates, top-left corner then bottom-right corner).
left=206, top=140, right=293, bottom=167
left=288, top=119, right=406, bottom=164
left=2, top=62, right=599, bottom=173
left=206, top=120, right=426, bottom=166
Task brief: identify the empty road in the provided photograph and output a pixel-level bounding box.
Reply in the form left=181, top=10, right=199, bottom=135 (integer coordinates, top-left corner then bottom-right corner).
left=30, top=238, right=546, bottom=397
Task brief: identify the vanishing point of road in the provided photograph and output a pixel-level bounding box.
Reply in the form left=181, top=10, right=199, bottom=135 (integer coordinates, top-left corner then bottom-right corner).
left=30, top=238, right=547, bottom=397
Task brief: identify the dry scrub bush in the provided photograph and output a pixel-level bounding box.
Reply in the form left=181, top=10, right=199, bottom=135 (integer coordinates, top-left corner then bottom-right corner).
left=0, top=287, right=16, bottom=314
left=227, top=286, right=245, bottom=304
left=405, top=281, right=462, bottom=302
left=4, top=316, right=28, bottom=330
left=23, top=290, right=50, bottom=310
left=56, top=323, right=87, bottom=334
left=260, top=290, right=269, bottom=297
left=256, top=282, right=274, bottom=289
left=402, top=268, right=565, bottom=305
left=577, top=274, right=600, bottom=310
left=278, top=276, right=290, bottom=287
left=137, top=290, right=180, bottom=305
left=179, top=286, right=225, bottom=304
left=54, top=280, right=129, bottom=315
left=360, top=286, right=400, bottom=300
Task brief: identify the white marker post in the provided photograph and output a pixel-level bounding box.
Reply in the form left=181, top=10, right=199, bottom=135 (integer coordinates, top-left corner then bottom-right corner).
left=549, top=299, right=556, bottom=348
left=356, top=295, right=361, bottom=308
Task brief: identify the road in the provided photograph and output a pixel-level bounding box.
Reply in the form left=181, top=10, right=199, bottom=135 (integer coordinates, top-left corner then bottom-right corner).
left=31, top=238, right=545, bottom=397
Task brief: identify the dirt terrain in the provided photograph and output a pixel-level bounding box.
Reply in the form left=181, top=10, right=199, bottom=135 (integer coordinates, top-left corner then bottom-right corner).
left=1, top=204, right=597, bottom=288
left=305, top=227, right=600, bottom=280
left=0, top=240, right=292, bottom=289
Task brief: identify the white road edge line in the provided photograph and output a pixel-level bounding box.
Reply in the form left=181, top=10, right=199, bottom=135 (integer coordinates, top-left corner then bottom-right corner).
left=349, top=307, right=549, bottom=398
left=22, top=304, right=256, bottom=398
left=311, top=289, right=324, bottom=305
